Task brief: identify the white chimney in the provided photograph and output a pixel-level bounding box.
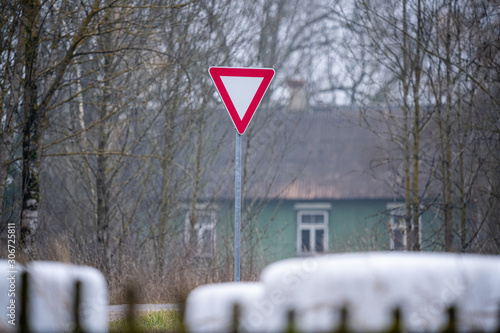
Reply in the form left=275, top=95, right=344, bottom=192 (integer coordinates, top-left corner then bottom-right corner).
left=287, top=79, right=307, bottom=112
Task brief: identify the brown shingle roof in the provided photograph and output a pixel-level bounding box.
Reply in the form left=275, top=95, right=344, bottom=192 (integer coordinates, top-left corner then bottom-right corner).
left=238, top=107, right=396, bottom=200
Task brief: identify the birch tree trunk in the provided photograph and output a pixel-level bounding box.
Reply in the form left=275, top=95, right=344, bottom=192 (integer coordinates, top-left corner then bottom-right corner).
left=19, top=0, right=41, bottom=258
left=18, top=0, right=102, bottom=256
left=443, top=0, right=454, bottom=251
left=410, top=0, right=423, bottom=251
left=0, top=2, right=24, bottom=224
left=402, top=0, right=413, bottom=251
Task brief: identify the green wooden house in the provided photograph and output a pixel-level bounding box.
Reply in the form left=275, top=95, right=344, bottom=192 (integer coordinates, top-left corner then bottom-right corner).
left=182, top=106, right=436, bottom=274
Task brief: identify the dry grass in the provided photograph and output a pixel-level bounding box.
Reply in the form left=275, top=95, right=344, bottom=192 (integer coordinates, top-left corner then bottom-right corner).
left=30, top=233, right=265, bottom=305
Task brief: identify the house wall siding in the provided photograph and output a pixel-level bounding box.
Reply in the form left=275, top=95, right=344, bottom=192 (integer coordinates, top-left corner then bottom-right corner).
left=330, top=199, right=389, bottom=252
left=198, top=198, right=437, bottom=277
left=227, top=199, right=393, bottom=271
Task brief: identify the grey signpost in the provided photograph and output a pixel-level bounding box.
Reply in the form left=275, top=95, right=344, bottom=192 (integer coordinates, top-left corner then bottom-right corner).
left=208, top=67, right=274, bottom=282
left=234, top=132, right=242, bottom=281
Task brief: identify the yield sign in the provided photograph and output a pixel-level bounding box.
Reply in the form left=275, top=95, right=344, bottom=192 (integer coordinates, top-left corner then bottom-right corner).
left=209, top=67, right=275, bottom=135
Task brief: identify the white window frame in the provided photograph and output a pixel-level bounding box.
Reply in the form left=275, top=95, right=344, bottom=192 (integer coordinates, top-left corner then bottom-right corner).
left=389, top=214, right=407, bottom=251
left=387, top=203, right=422, bottom=251
left=296, top=210, right=329, bottom=255
left=184, top=209, right=217, bottom=258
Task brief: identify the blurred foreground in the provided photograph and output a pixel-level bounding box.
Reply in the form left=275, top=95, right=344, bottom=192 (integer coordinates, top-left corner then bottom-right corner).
left=2, top=252, right=500, bottom=332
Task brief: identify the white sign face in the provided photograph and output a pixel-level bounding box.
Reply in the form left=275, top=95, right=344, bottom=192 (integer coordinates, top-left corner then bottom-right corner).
left=219, top=76, right=264, bottom=120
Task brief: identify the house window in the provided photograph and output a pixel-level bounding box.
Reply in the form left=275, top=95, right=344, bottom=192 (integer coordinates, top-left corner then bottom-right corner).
left=297, top=210, right=328, bottom=255
left=387, top=203, right=421, bottom=251
left=184, top=210, right=216, bottom=258
left=389, top=215, right=407, bottom=251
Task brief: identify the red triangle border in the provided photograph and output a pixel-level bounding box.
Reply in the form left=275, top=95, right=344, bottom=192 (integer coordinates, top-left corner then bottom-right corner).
left=209, top=67, right=275, bottom=135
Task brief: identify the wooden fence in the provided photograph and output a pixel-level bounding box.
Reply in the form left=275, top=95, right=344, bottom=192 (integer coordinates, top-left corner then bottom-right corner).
left=11, top=271, right=500, bottom=333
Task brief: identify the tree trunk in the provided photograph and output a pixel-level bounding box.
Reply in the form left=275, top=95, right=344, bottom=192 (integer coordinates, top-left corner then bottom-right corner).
left=411, top=0, right=422, bottom=251
left=444, top=0, right=455, bottom=252
left=19, top=0, right=41, bottom=258
left=0, top=5, right=24, bottom=223
left=95, top=28, right=113, bottom=271
left=157, top=97, right=176, bottom=272
left=18, top=0, right=101, bottom=257
left=402, top=0, right=413, bottom=251
left=96, top=124, right=110, bottom=269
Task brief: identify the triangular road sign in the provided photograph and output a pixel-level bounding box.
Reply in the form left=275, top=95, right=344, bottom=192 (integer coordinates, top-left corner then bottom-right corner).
left=209, top=67, right=275, bottom=135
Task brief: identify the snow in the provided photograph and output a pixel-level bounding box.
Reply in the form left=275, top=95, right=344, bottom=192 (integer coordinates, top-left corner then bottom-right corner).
left=184, top=282, right=264, bottom=333
left=184, top=252, right=500, bottom=332
left=0, top=261, right=108, bottom=333
left=259, top=252, right=500, bottom=332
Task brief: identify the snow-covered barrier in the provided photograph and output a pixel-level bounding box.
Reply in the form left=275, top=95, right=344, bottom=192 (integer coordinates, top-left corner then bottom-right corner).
left=0, top=261, right=107, bottom=332
left=184, top=282, right=264, bottom=333
left=258, top=252, right=500, bottom=332
left=0, top=260, right=18, bottom=331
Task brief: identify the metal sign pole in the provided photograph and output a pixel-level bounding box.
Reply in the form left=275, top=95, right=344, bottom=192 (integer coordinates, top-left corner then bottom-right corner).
left=234, top=131, right=242, bottom=282
left=208, top=66, right=274, bottom=282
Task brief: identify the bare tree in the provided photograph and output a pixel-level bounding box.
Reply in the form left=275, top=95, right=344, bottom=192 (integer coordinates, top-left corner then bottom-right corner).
left=0, top=2, right=24, bottom=228
left=331, top=0, right=500, bottom=253
left=12, top=0, right=108, bottom=257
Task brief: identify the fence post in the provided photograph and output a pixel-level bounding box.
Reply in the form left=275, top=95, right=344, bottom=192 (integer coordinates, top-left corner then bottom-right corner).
left=387, top=307, right=402, bottom=333
left=285, top=309, right=296, bottom=333
left=125, top=285, right=138, bottom=333
left=496, top=303, right=500, bottom=333
left=332, top=305, right=349, bottom=333
left=231, top=303, right=241, bottom=333
left=440, top=306, right=457, bottom=333
left=19, top=271, right=30, bottom=333
left=73, top=280, right=84, bottom=333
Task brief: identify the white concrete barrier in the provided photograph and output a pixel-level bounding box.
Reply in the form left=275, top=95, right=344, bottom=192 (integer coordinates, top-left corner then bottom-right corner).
left=258, top=252, right=500, bottom=332
left=0, top=261, right=107, bottom=332
left=184, top=282, right=264, bottom=333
